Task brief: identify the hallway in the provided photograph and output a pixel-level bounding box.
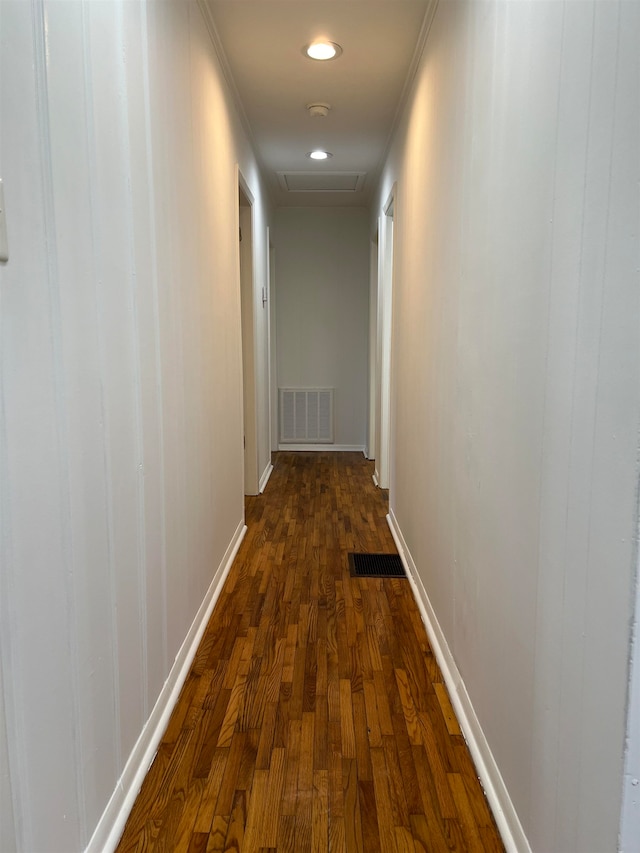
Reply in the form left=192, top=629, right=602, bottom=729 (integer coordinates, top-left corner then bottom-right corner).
left=2, top=1, right=638, bottom=849
left=116, top=452, right=503, bottom=852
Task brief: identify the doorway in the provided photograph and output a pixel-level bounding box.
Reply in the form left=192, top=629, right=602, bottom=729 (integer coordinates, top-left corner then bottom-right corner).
left=367, top=232, right=379, bottom=461
left=374, top=188, right=395, bottom=490
left=238, top=177, right=259, bottom=495
left=268, top=237, right=278, bottom=454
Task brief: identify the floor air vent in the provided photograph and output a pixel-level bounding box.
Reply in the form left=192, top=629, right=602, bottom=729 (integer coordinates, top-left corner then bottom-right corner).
left=348, top=553, right=406, bottom=578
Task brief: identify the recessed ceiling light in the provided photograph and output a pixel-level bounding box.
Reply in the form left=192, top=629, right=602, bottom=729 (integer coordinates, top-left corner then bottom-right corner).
left=304, top=41, right=342, bottom=61
left=308, top=150, right=332, bottom=160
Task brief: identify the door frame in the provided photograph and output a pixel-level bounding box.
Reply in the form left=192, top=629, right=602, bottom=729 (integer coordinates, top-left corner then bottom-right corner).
left=374, top=185, right=396, bottom=490
left=268, top=235, right=278, bottom=453
left=237, top=169, right=259, bottom=495
left=367, top=231, right=379, bottom=461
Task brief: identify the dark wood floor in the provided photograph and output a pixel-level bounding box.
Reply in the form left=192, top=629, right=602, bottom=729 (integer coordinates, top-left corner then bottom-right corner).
left=117, top=452, right=504, bottom=852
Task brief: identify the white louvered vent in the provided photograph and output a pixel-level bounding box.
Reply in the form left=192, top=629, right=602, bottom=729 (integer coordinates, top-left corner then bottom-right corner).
left=279, top=388, right=334, bottom=444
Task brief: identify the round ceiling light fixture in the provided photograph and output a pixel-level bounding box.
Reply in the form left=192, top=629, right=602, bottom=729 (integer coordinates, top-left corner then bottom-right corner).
left=308, top=150, right=333, bottom=160
left=304, top=41, right=342, bottom=61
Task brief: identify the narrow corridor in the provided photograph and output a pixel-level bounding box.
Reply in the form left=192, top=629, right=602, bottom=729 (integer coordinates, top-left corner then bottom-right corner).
left=116, top=453, right=504, bottom=852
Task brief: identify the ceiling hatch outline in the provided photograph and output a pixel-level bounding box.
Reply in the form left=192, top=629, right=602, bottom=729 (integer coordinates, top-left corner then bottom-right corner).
left=277, top=171, right=367, bottom=193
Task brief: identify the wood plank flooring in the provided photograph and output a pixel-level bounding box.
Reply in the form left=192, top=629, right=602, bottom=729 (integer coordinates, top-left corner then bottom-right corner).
left=117, top=452, right=504, bottom=852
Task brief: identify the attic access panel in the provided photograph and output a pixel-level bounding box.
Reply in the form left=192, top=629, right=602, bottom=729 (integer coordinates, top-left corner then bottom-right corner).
left=277, top=171, right=366, bottom=193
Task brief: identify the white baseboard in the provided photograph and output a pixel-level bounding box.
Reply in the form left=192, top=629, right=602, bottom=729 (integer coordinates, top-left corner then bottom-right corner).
left=259, top=462, right=274, bottom=493
left=386, top=509, right=531, bottom=853
left=620, top=549, right=640, bottom=852
left=277, top=444, right=365, bottom=453
left=85, top=520, right=247, bottom=853
left=372, top=473, right=379, bottom=487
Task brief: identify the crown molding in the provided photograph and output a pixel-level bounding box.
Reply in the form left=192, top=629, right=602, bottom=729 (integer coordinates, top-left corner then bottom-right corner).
left=196, top=0, right=275, bottom=204
left=373, top=0, right=440, bottom=184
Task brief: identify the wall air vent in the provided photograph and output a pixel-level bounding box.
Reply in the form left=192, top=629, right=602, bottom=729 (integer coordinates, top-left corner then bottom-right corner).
left=279, top=388, right=334, bottom=444
left=277, top=172, right=366, bottom=193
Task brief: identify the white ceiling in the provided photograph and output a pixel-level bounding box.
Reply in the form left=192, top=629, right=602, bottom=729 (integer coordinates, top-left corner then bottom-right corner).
left=203, top=0, right=434, bottom=207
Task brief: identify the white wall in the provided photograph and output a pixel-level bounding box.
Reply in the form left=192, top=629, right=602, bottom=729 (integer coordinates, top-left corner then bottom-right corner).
left=376, top=1, right=640, bottom=851
left=274, top=207, right=370, bottom=449
left=0, top=1, right=271, bottom=849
